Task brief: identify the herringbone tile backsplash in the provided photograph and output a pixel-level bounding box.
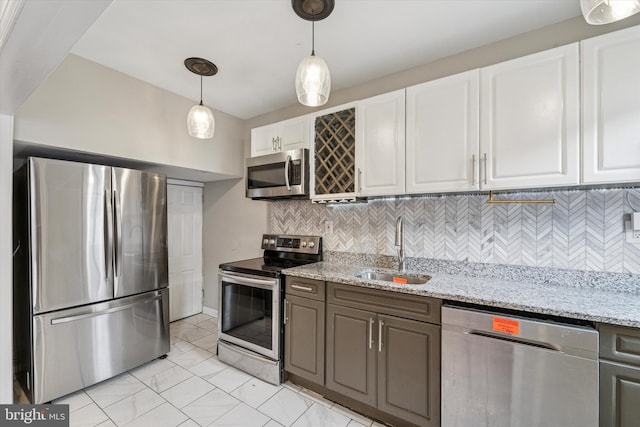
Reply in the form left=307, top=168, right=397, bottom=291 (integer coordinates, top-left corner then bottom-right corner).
left=269, top=188, right=640, bottom=274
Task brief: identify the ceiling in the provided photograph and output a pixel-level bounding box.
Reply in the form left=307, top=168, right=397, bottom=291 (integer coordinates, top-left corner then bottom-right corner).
left=70, top=0, right=582, bottom=120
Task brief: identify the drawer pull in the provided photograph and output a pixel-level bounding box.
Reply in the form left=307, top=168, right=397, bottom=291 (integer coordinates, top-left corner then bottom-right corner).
left=291, top=284, right=314, bottom=292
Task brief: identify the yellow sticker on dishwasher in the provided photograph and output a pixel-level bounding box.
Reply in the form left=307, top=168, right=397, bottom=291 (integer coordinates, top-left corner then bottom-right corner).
left=492, top=317, right=520, bottom=335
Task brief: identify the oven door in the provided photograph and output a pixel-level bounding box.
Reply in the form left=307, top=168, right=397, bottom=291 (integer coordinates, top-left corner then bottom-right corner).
left=218, top=270, right=280, bottom=360
left=246, top=149, right=309, bottom=199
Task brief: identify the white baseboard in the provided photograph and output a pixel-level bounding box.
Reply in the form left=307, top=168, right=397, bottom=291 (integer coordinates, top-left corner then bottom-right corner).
left=203, top=306, right=218, bottom=318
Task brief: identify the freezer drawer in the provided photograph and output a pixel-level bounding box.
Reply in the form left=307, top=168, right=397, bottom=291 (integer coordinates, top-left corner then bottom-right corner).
left=29, top=289, right=169, bottom=403
left=442, top=305, right=598, bottom=427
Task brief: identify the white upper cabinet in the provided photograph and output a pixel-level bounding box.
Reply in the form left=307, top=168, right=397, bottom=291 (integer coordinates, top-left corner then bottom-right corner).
left=250, top=115, right=309, bottom=157
left=356, top=90, right=406, bottom=196
left=582, top=25, right=640, bottom=184
left=251, top=125, right=277, bottom=157
left=406, top=69, right=480, bottom=194
left=480, top=43, right=580, bottom=190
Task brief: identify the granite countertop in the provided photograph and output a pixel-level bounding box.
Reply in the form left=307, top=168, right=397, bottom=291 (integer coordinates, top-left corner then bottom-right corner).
left=282, top=254, right=640, bottom=328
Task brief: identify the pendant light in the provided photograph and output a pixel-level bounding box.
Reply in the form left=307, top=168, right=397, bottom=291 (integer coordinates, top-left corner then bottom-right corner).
left=185, top=57, right=218, bottom=139
left=293, top=0, right=334, bottom=107
left=581, top=0, right=640, bottom=24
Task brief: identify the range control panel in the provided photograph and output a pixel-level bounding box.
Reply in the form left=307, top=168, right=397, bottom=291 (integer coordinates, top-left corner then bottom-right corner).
left=261, top=234, right=322, bottom=254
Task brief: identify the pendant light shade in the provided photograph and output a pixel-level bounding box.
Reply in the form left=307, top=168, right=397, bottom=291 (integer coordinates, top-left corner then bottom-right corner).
left=184, top=57, right=218, bottom=139
left=187, top=102, right=215, bottom=139
left=292, top=0, right=334, bottom=107
left=581, top=0, right=640, bottom=24
left=296, top=52, right=331, bottom=107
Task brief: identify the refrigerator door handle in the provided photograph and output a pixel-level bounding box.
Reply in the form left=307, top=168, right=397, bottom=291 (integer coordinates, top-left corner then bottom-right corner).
left=113, top=190, right=123, bottom=279
left=104, top=190, right=114, bottom=280
left=50, top=294, right=162, bottom=325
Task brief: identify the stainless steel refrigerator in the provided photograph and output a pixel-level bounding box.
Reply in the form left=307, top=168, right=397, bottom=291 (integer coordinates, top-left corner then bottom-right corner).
left=13, top=157, right=170, bottom=403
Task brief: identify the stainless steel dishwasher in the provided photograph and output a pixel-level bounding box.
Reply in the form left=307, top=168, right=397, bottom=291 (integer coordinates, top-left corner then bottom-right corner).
left=441, top=305, right=598, bottom=427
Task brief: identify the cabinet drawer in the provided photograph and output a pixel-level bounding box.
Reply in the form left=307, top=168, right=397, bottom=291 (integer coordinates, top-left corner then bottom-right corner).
left=286, top=277, right=325, bottom=301
left=599, top=324, right=640, bottom=367
left=327, top=282, right=441, bottom=324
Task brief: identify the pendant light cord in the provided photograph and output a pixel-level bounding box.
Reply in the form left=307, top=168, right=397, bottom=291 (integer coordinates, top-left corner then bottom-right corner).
left=199, top=75, right=204, bottom=106
left=311, top=21, right=315, bottom=56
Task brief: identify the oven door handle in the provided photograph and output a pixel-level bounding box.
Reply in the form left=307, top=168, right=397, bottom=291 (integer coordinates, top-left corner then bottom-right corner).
left=219, top=272, right=278, bottom=289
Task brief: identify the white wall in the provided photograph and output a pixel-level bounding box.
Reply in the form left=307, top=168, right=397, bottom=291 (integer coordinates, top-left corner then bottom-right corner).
left=0, top=114, right=14, bottom=403
left=202, top=178, right=269, bottom=310
left=14, top=54, right=244, bottom=181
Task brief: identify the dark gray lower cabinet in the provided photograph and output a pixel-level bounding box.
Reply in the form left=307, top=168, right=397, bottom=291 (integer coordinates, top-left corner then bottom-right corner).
left=599, top=324, right=640, bottom=427
left=326, top=304, right=377, bottom=407
left=377, top=314, right=440, bottom=426
left=600, top=360, right=640, bottom=427
left=284, top=277, right=326, bottom=384
left=284, top=294, right=324, bottom=384
left=284, top=279, right=441, bottom=426
left=326, top=303, right=440, bottom=426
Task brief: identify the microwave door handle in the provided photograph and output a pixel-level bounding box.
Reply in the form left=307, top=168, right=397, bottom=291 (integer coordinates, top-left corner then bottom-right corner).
left=284, top=155, right=291, bottom=191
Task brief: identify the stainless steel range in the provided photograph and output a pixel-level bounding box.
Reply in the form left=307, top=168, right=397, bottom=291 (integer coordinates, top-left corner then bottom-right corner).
left=218, top=234, right=322, bottom=384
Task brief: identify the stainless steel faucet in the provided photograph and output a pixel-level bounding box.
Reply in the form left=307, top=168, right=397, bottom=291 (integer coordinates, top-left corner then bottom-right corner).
left=395, top=216, right=405, bottom=271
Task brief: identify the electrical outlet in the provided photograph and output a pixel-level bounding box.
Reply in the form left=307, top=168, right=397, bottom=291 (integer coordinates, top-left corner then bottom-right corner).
left=324, top=220, right=333, bottom=234
left=625, top=220, right=640, bottom=244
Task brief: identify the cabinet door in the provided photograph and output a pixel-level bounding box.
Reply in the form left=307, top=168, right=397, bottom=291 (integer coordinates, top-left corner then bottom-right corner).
left=377, top=315, right=440, bottom=427
left=284, top=295, right=324, bottom=384
left=326, top=304, right=377, bottom=407
left=279, top=116, right=309, bottom=152
left=582, top=25, right=640, bottom=184
left=406, top=69, right=480, bottom=193
left=311, top=104, right=357, bottom=201
left=250, top=124, right=277, bottom=157
left=600, top=360, right=640, bottom=427
left=356, top=90, right=405, bottom=196
left=480, top=43, right=580, bottom=190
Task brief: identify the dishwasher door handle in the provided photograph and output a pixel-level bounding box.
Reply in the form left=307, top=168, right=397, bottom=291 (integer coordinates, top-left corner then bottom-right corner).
left=465, top=329, right=560, bottom=352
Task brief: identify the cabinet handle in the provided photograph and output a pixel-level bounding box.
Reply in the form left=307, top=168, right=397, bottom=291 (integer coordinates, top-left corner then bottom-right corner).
left=283, top=299, right=288, bottom=324
left=483, top=153, right=488, bottom=185
left=358, top=168, right=362, bottom=192
left=378, top=320, right=384, bottom=352
left=369, top=318, right=374, bottom=349
left=278, top=136, right=282, bottom=151
left=272, top=137, right=277, bottom=152
left=291, top=284, right=313, bottom=292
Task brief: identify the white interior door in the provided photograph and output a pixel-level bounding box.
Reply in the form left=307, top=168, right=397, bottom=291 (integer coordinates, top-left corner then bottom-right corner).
left=167, top=183, right=203, bottom=322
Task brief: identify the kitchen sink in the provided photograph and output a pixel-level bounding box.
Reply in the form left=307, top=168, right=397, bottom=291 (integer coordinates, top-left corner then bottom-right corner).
left=354, top=270, right=431, bottom=285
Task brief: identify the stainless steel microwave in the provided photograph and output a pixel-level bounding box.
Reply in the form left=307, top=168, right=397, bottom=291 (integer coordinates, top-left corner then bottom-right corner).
left=246, top=148, right=309, bottom=199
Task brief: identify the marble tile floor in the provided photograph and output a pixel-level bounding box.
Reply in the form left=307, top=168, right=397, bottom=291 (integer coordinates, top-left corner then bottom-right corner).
left=48, top=313, right=380, bottom=427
